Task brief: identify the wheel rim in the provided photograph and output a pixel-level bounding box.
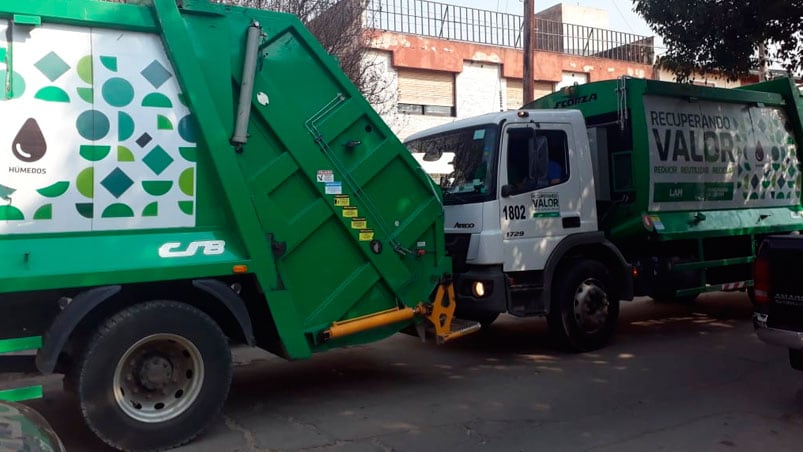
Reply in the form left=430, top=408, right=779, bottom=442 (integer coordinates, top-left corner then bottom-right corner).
left=572, top=278, right=609, bottom=334
left=113, top=333, right=204, bottom=423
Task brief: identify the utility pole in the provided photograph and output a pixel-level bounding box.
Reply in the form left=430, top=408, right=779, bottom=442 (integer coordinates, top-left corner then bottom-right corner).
left=523, top=0, right=534, bottom=105
left=758, top=42, right=769, bottom=81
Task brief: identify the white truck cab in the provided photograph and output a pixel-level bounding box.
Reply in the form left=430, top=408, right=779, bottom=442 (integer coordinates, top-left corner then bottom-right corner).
left=407, top=110, right=632, bottom=351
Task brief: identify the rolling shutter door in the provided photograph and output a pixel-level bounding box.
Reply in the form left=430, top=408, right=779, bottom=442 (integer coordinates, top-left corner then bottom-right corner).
left=506, top=79, right=554, bottom=110
left=397, top=69, right=454, bottom=107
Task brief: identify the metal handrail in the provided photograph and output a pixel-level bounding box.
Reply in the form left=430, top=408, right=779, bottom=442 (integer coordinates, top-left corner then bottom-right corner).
left=365, top=0, right=654, bottom=64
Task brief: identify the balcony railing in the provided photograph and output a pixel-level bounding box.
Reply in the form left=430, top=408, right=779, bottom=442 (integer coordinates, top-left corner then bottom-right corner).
left=365, top=0, right=654, bottom=64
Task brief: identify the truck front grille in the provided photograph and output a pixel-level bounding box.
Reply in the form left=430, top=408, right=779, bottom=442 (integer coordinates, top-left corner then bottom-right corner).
left=445, top=233, right=471, bottom=273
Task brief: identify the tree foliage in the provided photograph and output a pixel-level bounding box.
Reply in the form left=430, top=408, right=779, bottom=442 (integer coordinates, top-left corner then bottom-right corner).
left=633, top=0, right=803, bottom=81
left=217, top=0, right=392, bottom=110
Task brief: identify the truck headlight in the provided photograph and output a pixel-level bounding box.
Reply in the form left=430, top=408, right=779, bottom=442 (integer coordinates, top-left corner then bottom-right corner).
left=472, top=281, right=486, bottom=298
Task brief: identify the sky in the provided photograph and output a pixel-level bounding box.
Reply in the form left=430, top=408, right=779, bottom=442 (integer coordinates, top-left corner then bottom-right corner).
left=439, top=0, right=661, bottom=50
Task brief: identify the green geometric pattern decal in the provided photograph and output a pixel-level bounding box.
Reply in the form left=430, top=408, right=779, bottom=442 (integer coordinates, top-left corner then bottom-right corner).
left=142, top=181, right=173, bottom=196
left=77, top=55, right=93, bottom=84
left=0, top=25, right=196, bottom=233
left=77, top=87, right=93, bottom=103
left=33, top=204, right=53, bottom=220
left=102, top=203, right=134, bottom=218
left=143, top=146, right=173, bottom=175
left=101, top=168, right=134, bottom=198
left=157, top=114, right=173, bottom=130
left=142, top=92, right=172, bottom=108
left=100, top=56, right=117, bottom=72
left=76, top=168, right=94, bottom=198
left=178, top=116, right=197, bottom=143
left=34, top=51, right=70, bottom=82
left=142, top=202, right=158, bottom=217
left=178, top=168, right=194, bottom=196
left=37, top=181, right=69, bottom=198
left=117, top=146, right=135, bottom=162
left=76, top=203, right=93, bottom=218
left=0, top=206, right=24, bottom=220
left=102, top=77, right=134, bottom=107
left=34, top=86, right=69, bottom=102
left=76, top=110, right=110, bottom=140
left=179, top=147, right=197, bottom=162
left=79, top=145, right=111, bottom=162
left=178, top=201, right=193, bottom=215
left=141, top=60, right=172, bottom=88
left=118, top=112, right=134, bottom=141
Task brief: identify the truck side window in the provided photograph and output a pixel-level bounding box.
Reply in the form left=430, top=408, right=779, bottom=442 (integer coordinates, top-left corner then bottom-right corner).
left=507, top=129, right=569, bottom=191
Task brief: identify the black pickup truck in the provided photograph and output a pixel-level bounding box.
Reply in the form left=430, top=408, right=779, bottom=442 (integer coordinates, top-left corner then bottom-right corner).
left=753, top=234, right=803, bottom=370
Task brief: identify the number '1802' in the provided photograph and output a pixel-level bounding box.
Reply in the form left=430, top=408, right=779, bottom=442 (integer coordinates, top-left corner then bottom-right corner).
left=503, top=205, right=526, bottom=220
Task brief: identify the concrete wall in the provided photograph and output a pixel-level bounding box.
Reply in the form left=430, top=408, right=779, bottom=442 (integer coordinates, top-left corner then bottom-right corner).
left=368, top=31, right=653, bottom=86
left=655, top=68, right=743, bottom=88
left=536, top=4, right=609, bottom=28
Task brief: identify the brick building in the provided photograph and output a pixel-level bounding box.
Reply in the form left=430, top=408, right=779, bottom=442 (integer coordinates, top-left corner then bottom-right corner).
left=363, top=0, right=656, bottom=139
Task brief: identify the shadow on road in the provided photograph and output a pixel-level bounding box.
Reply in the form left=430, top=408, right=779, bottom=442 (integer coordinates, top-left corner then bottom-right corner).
left=23, top=292, right=758, bottom=451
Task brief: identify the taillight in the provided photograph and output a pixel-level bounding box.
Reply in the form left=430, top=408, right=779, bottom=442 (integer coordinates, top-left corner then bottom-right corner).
left=752, top=250, right=771, bottom=304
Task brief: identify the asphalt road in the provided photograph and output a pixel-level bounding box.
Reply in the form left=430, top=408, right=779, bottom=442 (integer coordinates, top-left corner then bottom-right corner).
left=23, top=293, right=803, bottom=451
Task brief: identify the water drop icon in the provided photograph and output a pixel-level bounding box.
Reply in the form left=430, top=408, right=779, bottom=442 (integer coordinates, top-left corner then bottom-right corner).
left=12, top=118, right=47, bottom=162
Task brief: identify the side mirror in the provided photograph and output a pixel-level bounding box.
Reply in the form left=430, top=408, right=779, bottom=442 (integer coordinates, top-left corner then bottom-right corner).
left=501, top=184, right=514, bottom=198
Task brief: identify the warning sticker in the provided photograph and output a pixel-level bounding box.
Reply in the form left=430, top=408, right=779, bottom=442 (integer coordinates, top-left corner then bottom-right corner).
left=359, top=229, right=374, bottom=241
left=649, top=215, right=665, bottom=231
left=325, top=182, right=342, bottom=195
left=342, top=207, right=359, bottom=218
left=317, top=170, right=334, bottom=183
left=351, top=217, right=367, bottom=229
left=334, top=195, right=350, bottom=207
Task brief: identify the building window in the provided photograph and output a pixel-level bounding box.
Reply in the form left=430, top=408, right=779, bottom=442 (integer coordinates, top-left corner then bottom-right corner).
left=397, top=68, right=455, bottom=117
left=397, top=103, right=455, bottom=116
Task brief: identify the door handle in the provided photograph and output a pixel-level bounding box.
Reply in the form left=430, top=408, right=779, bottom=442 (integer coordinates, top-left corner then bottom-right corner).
left=562, top=216, right=580, bottom=228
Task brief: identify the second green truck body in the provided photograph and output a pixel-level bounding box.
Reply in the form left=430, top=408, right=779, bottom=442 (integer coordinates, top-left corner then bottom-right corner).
left=529, top=77, right=803, bottom=299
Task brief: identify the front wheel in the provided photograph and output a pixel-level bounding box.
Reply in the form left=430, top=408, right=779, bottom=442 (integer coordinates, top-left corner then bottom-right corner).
left=72, top=301, right=232, bottom=451
left=547, top=259, right=619, bottom=352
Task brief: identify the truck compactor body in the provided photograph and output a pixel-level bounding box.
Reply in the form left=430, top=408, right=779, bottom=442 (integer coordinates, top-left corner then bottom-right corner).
left=0, top=1, right=469, bottom=450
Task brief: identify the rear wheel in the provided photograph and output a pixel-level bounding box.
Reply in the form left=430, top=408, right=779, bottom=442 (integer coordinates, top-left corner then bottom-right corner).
left=548, top=260, right=619, bottom=352
left=73, top=301, right=232, bottom=451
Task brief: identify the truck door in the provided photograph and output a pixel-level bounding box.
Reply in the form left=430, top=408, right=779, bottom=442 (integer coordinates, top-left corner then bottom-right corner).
left=499, top=123, right=584, bottom=271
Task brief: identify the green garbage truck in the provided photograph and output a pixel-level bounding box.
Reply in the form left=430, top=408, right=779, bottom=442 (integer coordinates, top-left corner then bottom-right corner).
left=0, top=0, right=471, bottom=450
left=405, top=76, right=803, bottom=351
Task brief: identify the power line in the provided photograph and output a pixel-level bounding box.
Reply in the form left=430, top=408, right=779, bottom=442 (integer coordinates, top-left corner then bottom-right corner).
left=609, top=0, right=635, bottom=33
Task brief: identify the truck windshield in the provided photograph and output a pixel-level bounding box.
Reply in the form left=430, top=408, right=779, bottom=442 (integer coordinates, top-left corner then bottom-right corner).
left=406, top=124, right=499, bottom=204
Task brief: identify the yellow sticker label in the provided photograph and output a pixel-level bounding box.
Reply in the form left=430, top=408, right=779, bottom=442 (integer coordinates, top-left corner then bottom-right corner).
left=351, top=218, right=367, bottom=229
left=335, top=195, right=350, bottom=207
left=342, top=206, right=358, bottom=218
left=359, top=229, right=374, bottom=241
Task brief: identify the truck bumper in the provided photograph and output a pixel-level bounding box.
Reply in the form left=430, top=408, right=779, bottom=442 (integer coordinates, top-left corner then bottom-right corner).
left=453, top=267, right=508, bottom=317
left=753, top=313, right=803, bottom=349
